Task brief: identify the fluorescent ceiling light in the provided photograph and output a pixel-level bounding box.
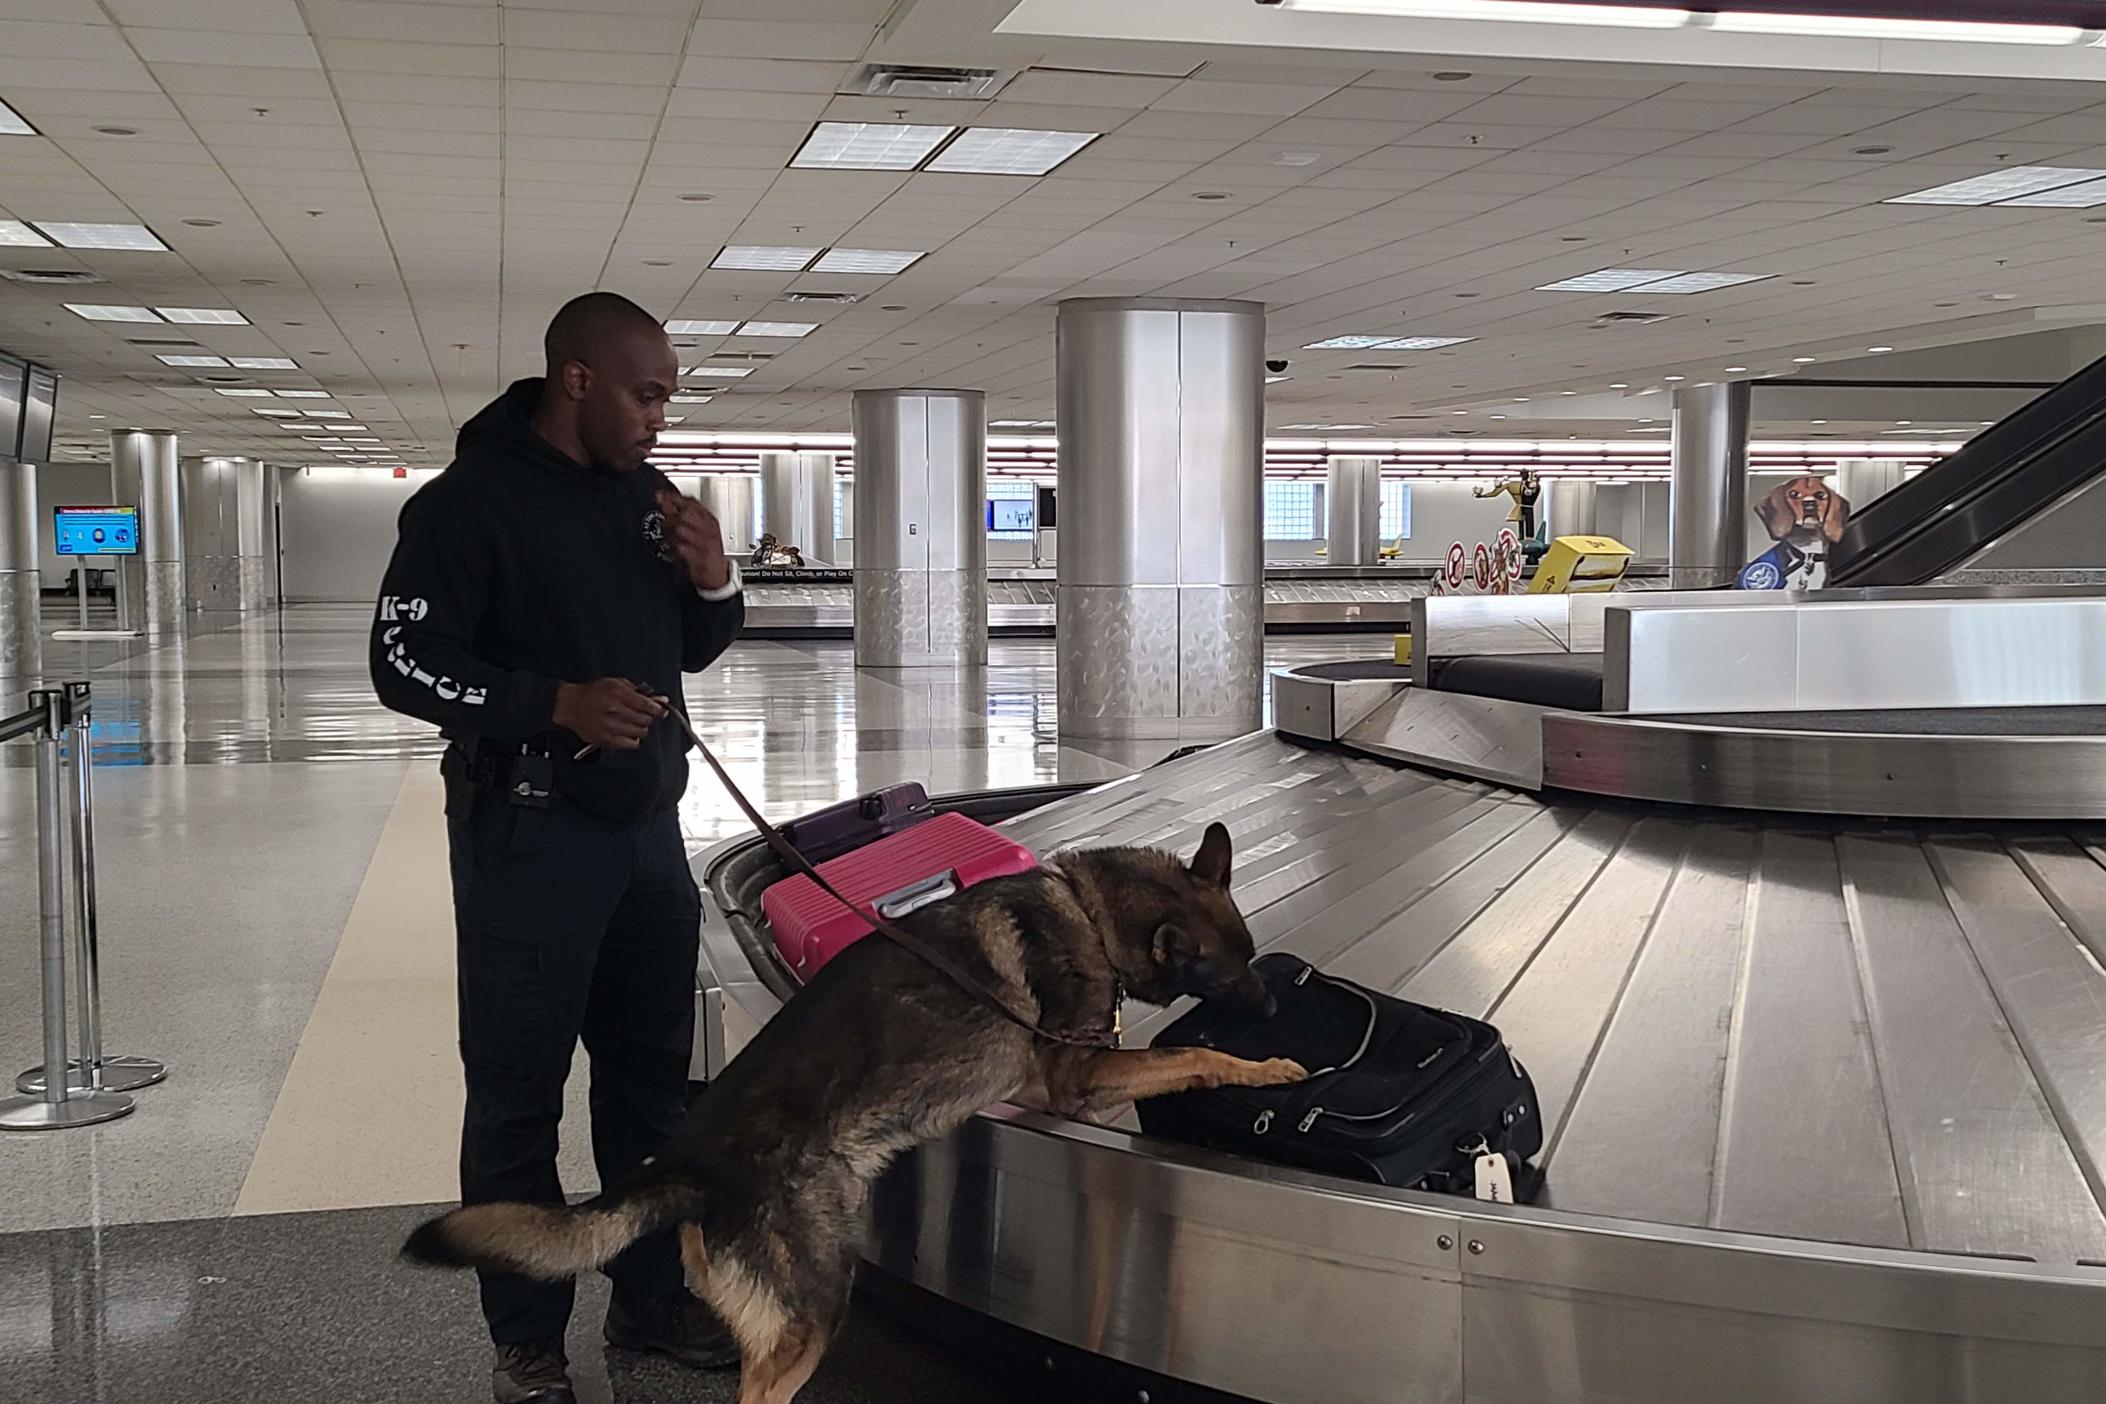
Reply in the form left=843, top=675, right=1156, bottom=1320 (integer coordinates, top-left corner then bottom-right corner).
left=1709, top=12, right=2083, bottom=44
left=228, top=356, right=296, bottom=370
left=0, top=219, right=51, bottom=247
left=791, top=122, right=953, bottom=171
left=685, top=366, right=751, bottom=378
left=156, top=306, right=247, bottom=324
left=215, top=388, right=274, bottom=398
left=811, top=248, right=924, bottom=275
left=671, top=393, right=715, bottom=404
left=711, top=246, right=821, bottom=272
left=250, top=407, right=300, bottom=418
left=65, top=303, right=160, bottom=322
left=1274, top=1, right=1690, bottom=27
left=1537, top=268, right=1689, bottom=293
left=1623, top=271, right=1772, bottom=294
left=305, top=409, right=351, bottom=418
left=285, top=423, right=364, bottom=432
left=0, top=98, right=36, bottom=137
left=925, top=128, right=1098, bottom=176
left=665, top=319, right=740, bottom=335
left=1303, top=333, right=1476, bottom=350
left=276, top=388, right=330, bottom=398
left=1887, top=166, right=2106, bottom=206
left=156, top=354, right=228, bottom=367
left=1997, top=176, right=2106, bottom=209
left=734, top=321, right=817, bottom=338
left=35, top=221, right=167, bottom=251
left=1538, top=268, right=1767, bottom=294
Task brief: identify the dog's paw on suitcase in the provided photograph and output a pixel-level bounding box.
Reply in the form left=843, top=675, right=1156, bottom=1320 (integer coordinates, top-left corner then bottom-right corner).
left=1242, top=1057, right=1309, bottom=1087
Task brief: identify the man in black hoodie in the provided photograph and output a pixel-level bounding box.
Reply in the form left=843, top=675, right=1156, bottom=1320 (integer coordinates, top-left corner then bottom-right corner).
left=371, top=293, right=744, bottom=1403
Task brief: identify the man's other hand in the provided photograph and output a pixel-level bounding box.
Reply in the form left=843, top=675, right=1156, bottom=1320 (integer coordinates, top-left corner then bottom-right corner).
left=554, top=678, right=667, bottom=751
left=657, top=488, right=732, bottom=593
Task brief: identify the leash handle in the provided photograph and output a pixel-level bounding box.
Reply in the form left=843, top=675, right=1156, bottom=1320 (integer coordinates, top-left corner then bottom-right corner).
left=664, top=707, right=1115, bottom=1051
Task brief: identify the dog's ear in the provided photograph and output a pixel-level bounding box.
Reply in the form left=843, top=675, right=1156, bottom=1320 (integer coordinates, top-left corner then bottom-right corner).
left=1152, top=922, right=1201, bottom=968
left=1188, top=821, right=1233, bottom=887
left=1755, top=484, right=1792, bottom=541
left=1820, top=486, right=1850, bottom=544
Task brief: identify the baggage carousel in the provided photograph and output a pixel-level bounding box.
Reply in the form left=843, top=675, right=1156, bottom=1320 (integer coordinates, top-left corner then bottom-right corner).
left=691, top=620, right=2106, bottom=1403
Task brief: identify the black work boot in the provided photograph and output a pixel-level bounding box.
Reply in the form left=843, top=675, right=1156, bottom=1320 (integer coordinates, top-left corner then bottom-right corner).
left=492, top=1339, right=576, bottom=1404
left=604, top=1289, right=740, bottom=1370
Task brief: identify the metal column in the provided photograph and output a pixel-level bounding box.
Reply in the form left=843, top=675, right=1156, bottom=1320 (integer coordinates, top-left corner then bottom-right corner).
left=694, top=474, right=758, bottom=556
left=1669, top=382, right=1751, bottom=589
left=110, top=430, right=184, bottom=632
left=1326, top=456, right=1382, bottom=565
left=851, top=389, right=987, bottom=668
left=234, top=459, right=277, bottom=613
left=182, top=455, right=245, bottom=612
left=0, top=462, right=40, bottom=687
left=1839, top=458, right=1909, bottom=511
left=1055, top=297, right=1265, bottom=741
left=1547, top=479, right=1600, bottom=540
left=760, top=452, right=835, bottom=565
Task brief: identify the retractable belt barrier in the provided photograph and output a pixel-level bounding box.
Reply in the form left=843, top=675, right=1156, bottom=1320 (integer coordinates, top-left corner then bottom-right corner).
left=0, top=681, right=167, bottom=1132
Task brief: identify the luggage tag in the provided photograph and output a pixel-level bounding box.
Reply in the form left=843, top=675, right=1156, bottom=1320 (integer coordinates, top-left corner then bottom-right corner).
left=1474, top=1151, right=1515, bottom=1205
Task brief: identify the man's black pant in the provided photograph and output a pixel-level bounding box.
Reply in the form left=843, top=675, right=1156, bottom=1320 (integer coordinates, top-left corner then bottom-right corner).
left=445, top=764, right=699, bottom=1346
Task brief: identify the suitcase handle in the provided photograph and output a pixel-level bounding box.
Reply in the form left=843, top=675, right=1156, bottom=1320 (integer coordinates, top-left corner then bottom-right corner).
left=873, top=871, right=960, bottom=921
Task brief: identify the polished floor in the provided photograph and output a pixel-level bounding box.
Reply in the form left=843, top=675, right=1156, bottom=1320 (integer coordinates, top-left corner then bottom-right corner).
left=0, top=602, right=1377, bottom=1402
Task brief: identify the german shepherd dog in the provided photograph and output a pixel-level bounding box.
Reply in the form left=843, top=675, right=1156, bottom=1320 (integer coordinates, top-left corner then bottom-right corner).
left=403, top=822, right=1305, bottom=1404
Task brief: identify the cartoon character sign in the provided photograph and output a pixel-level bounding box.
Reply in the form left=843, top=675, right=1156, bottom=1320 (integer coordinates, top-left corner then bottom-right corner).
left=1738, top=475, right=1850, bottom=591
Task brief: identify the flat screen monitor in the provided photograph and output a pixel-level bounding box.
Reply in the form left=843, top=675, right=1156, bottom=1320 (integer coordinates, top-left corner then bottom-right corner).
left=54, top=506, right=140, bottom=557
left=0, top=356, right=23, bottom=466
left=18, top=366, right=55, bottom=464
left=1035, top=484, right=1056, bottom=530
left=987, top=497, right=1035, bottom=533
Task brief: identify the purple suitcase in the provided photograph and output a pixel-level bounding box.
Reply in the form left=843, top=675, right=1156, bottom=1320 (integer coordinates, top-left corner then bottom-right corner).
left=777, top=783, right=936, bottom=864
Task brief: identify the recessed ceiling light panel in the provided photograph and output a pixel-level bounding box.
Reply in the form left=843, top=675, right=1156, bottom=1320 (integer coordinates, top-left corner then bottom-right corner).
left=925, top=127, right=1097, bottom=176
left=250, top=407, right=300, bottom=417
left=0, top=220, right=51, bottom=247
left=275, top=388, right=330, bottom=398
left=36, top=221, right=168, bottom=251
left=711, top=246, right=822, bottom=272
left=1887, top=166, right=2106, bottom=206
left=2000, top=176, right=2106, bottom=208
left=1623, top=271, right=1772, bottom=294
left=155, top=306, right=247, bottom=324
left=810, top=248, right=924, bottom=275
left=228, top=355, right=296, bottom=369
left=215, top=387, right=274, bottom=398
left=0, top=98, right=36, bottom=137
left=734, top=321, right=817, bottom=338
left=791, top=122, right=954, bottom=171
left=66, top=303, right=159, bottom=322
left=665, top=319, right=740, bottom=335
left=1537, top=268, right=1688, bottom=293
left=156, top=354, right=228, bottom=367
left=684, top=366, right=752, bottom=378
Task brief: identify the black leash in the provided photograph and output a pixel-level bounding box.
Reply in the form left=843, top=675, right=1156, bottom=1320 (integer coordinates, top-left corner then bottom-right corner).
left=661, top=706, right=1117, bottom=1051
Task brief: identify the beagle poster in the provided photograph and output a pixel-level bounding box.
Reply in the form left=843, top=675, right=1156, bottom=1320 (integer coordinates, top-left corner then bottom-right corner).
left=1737, top=476, right=1851, bottom=591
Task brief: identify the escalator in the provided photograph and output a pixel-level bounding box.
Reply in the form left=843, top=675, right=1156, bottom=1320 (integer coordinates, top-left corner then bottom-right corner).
left=1828, top=352, right=2106, bottom=587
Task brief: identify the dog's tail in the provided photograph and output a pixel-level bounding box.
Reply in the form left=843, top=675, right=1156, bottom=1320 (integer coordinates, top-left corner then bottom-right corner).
left=400, top=1171, right=702, bottom=1282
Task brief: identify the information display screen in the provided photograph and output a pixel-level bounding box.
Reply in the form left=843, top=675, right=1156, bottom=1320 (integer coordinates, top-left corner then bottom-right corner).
left=54, top=506, right=140, bottom=557
left=0, top=357, right=22, bottom=466
left=987, top=498, right=1036, bottom=533
left=19, top=366, right=55, bottom=464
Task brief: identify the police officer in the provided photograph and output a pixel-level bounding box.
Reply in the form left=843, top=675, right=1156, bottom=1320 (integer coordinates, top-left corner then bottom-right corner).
left=371, top=292, right=744, bottom=1404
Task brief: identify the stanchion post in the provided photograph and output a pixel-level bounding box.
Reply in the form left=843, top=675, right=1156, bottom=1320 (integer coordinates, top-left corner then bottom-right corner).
left=0, top=689, right=132, bottom=1130
left=14, top=682, right=166, bottom=1098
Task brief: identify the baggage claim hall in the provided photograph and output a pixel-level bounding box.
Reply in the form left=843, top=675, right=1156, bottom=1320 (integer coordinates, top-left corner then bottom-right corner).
left=5, top=2, right=2106, bottom=1401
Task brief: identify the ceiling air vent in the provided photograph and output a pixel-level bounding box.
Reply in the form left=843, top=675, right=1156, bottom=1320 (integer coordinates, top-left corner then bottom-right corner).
left=1342, top=363, right=1411, bottom=372
left=708, top=351, right=776, bottom=363
left=853, top=64, right=1007, bottom=100
left=786, top=291, right=860, bottom=304
left=0, top=267, right=105, bottom=285
left=124, top=336, right=204, bottom=348
left=1595, top=310, right=1672, bottom=326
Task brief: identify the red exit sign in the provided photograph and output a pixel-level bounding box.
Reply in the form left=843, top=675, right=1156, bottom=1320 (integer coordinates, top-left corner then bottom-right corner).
left=1549, top=1, right=2102, bottom=21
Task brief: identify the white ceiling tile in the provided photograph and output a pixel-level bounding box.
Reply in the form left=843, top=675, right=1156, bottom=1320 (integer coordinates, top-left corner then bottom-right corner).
left=314, top=38, right=501, bottom=78
left=129, top=27, right=322, bottom=69
left=999, top=70, right=1183, bottom=108
left=506, top=47, right=680, bottom=86
left=1154, top=81, right=1338, bottom=118
left=686, top=19, right=875, bottom=61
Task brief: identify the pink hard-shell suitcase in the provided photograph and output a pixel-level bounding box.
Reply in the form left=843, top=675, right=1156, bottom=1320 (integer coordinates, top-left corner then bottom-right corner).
left=761, top=811, right=1038, bottom=982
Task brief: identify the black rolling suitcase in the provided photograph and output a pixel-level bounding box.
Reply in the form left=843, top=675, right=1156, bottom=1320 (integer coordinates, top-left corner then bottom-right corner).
left=776, top=783, right=935, bottom=864
left=1137, top=953, right=1544, bottom=1202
